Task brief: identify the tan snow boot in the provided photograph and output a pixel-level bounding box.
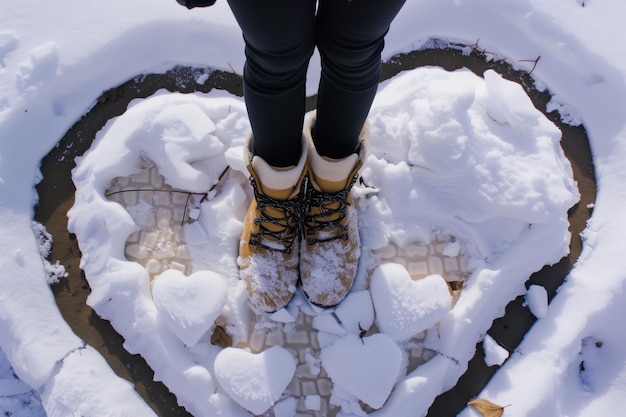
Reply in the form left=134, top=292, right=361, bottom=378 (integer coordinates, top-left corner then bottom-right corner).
left=238, top=137, right=307, bottom=313
left=300, top=114, right=368, bottom=308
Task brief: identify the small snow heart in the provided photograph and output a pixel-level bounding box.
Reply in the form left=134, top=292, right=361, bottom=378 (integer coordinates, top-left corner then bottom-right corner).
left=371, top=263, right=452, bottom=341
left=214, top=346, right=296, bottom=415
left=152, top=269, right=228, bottom=346
left=320, top=333, right=402, bottom=409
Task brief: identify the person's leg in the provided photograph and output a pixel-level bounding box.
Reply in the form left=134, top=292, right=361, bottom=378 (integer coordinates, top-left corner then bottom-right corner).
left=227, top=0, right=316, bottom=167
left=300, top=0, right=405, bottom=308
left=314, top=0, right=406, bottom=158
left=228, top=0, right=317, bottom=312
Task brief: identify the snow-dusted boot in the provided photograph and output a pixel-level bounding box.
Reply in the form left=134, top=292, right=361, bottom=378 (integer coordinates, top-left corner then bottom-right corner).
left=238, top=137, right=307, bottom=313
left=300, top=114, right=368, bottom=308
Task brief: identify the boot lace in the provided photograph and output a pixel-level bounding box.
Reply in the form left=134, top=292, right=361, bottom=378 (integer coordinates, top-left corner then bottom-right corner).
left=304, top=175, right=358, bottom=245
left=249, top=178, right=304, bottom=254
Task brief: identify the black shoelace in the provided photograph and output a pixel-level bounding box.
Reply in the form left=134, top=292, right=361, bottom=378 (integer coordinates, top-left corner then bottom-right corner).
left=304, top=175, right=358, bottom=245
left=248, top=178, right=304, bottom=254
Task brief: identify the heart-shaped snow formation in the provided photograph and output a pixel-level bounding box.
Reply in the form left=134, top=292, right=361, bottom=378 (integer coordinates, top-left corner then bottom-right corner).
left=152, top=269, right=228, bottom=346
left=320, top=333, right=402, bottom=409
left=371, top=263, right=452, bottom=341
left=214, top=346, right=296, bottom=415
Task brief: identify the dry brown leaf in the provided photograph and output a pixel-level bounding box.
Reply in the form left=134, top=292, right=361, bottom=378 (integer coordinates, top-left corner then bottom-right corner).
left=468, top=398, right=510, bottom=417
left=210, top=325, right=232, bottom=348
left=447, top=280, right=464, bottom=291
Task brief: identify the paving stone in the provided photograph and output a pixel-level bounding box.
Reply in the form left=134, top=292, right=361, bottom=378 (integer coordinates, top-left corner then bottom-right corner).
left=175, top=245, right=191, bottom=260
left=374, top=244, right=396, bottom=260
left=169, top=261, right=186, bottom=274
left=428, top=256, right=444, bottom=275
left=145, top=259, right=161, bottom=275
left=316, top=378, right=333, bottom=397
left=134, top=167, right=151, bottom=183
left=150, top=166, right=164, bottom=188
left=249, top=330, right=265, bottom=353
left=301, top=381, right=318, bottom=396
left=107, top=166, right=472, bottom=417
left=122, top=190, right=138, bottom=205
left=407, top=260, right=429, bottom=277
left=172, top=191, right=191, bottom=205
left=287, top=378, right=302, bottom=397
left=126, top=243, right=149, bottom=261
left=153, top=191, right=171, bottom=206
left=404, top=243, right=429, bottom=258
left=286, top=330, right=309, bottom=345
left=443, top=256, right=460, bottom=273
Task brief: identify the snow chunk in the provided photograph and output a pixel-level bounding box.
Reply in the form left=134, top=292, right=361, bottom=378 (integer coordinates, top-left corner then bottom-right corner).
left=321, top=334, right=402, bottom=409
left=41, top=346, right=156, bottom=417
left=479, top=69, right=541, bottom=129
left=152, top=269, right=228, bottom=346
left=334, top=290, right=375, bottom=335
left=312, top=290, right=374, bottom=336
left=442, top=240, right=461, bottom=257
left=214, top=346, right=296, bottom=415
left=273, top=397, right=297, bottom=417
left=369, top=67, right=579, bottom=227
left=526, top=284, right=549, bottom=318
left=305, top=395, right=321, bottom=410
left=270, top=308, right=296, bottom=323
left=371, top=263, right=452, bottom=341
left=483, top=334, right=510, bottom=366
left=149, top=103, right=225, bottom=190
left=31, top=221, right=68, bottom=284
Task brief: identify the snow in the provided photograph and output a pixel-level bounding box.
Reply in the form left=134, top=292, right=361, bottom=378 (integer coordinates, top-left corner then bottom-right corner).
left=370, top=263, right=451, bottom=342
left=1, top=0, right=626, bottom=416
left=320, top=334, right=403, bottom=410
left=152, top=269, right=229, bottom=347
left=213, top=346, right=296, bottom=415
left=525, top=284, right=549, bottom=318
left=312, top=290, right=375, bottom=336
left=483, top=335, right=510, bottom=367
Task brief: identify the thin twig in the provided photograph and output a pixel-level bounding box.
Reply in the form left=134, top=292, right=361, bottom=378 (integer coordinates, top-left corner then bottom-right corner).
left=519, top=55, right=541, bottom=75
left=228, top=63, right=243, bottom=79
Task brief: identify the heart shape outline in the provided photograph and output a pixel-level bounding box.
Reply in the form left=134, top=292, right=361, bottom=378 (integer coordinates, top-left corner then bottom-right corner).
left=214, top=346, right=296, bottom=415
left=371, top=262, right=452, bottom=341
left=152, top=269, right=228, bottom=346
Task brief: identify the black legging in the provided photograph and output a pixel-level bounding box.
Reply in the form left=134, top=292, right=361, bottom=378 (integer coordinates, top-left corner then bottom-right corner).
left=227, top=0, right=406, bottom=167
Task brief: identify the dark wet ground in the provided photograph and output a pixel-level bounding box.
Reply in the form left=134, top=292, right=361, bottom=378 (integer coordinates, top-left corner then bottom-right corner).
left=34, top=44, right=596, bottom=417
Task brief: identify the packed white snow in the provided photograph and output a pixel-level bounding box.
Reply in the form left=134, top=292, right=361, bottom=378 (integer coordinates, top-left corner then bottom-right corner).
left=483, top=334, right=510, bottom=367
left=63, top=66, right=578, bottom=416
left=321, top=333, right=403, bottom=410
left=370, top=263, right=452, bottom=342
left=3, top=0, right=626, bottom=416
left=152, top=269, right=229, bottom=347
left=31, top=221, right=68, bottom=284
left=214, top=346, right=296, bottom=415
left=526, top=284, right=549, bottom=318
left=0, top=349, right=45, bottom=417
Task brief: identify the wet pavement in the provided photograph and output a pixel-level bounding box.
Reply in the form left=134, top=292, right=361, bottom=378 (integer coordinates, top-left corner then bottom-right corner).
left=34, top=44, right=596, bottom=417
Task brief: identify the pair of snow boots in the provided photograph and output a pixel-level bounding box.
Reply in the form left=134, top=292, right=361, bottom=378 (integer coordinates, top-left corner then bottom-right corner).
left=238, top=115, right=368, bottom=313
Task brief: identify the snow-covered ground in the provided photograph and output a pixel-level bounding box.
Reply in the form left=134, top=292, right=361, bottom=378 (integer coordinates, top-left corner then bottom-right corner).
left=1, top=1, right=625, bottom=417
